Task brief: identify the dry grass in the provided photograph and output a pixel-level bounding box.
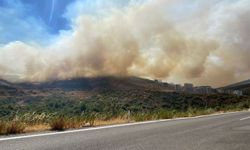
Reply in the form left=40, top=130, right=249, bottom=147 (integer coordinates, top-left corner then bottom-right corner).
left=23, top=117, right=130, bottom=133
left=1, top=108, right=244, bottom=135
left=49, top=117, right=86, bottom=131
left=0, top=121, right=26, bottom=135
left=24, top=124, right=50, bottom=133
left=50, top=117, right=67, bottom=131
left=94, top=117, right=131, bottom=126
left=47, top=115, right=131, bottom=131
left=65, top=118, right=85, bottom=129
left=5, top=121, right=26, bottom=134
left=0, top=121, right=6, bottom=135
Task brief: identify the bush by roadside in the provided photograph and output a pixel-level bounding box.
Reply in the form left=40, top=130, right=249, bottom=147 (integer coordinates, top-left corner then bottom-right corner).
left=0, top=121, right=25, bottom=135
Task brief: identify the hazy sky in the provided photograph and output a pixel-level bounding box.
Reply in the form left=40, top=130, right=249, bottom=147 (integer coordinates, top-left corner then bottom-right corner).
left=0, top=0, right=250, bottom=87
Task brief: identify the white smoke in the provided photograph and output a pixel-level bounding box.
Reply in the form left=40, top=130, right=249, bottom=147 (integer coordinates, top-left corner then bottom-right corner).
left=0, top=0, right=249, bottom=87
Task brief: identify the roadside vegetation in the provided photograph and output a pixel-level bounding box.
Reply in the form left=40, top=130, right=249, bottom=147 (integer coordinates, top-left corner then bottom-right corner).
left=0, top=91, right=250, bottom=135
left=0, top=121, right=25, bottom=135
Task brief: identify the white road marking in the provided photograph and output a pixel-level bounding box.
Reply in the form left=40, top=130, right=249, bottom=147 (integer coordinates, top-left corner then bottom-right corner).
left=240, top=116, right=250, bottom=121
left=0, top=111, right=247, bottom=142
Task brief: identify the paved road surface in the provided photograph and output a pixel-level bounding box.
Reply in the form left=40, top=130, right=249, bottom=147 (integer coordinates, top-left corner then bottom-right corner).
left=1, top=111, right=250, bottom=150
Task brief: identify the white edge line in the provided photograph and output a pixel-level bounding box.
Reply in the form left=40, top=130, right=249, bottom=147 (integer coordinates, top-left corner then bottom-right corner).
left=0, top=111, right=247, bottom=142
left=240, top=116, right=250, bottom=121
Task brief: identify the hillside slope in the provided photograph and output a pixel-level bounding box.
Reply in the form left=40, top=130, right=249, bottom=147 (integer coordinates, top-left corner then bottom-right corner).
left=18, top=76, right=171, bottom=92
left=220, top=79, right=250, bottom=95
left=0, top=76, right=173, bottom=101
left=0, top=76, right=249, bottom=124
left=0, top=79, right=24, bottom=96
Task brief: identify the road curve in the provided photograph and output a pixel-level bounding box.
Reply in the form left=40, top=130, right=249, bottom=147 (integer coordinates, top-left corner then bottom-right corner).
left=1, top=111, right=250, bottom=150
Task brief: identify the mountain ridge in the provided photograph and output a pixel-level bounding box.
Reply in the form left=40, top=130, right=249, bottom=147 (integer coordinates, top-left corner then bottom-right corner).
left=0, top=76, right=171, bottom=93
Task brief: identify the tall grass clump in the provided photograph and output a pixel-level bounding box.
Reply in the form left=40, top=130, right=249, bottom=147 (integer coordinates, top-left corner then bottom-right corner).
left=5, top=121, right=26, bottom=134
left=19, top=112, right=54, bottom=125
left=0, top=120, right=26, bottom=135
left=65, top=117, right=85, bottom=129
left=155, top=109, right=175, bottom=119
left=84, top=113, right=97, bottom=126
left=49, top=117, right=68, bottom=131
left=132, top=112, right=155, bottom=122
left=49, top=116, right=86, bottom=131
left=0, top=121, right=6, bottom=135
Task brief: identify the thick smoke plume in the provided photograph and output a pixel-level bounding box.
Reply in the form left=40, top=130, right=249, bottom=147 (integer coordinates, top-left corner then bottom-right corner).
left=0, top=0, right=250, bottom=87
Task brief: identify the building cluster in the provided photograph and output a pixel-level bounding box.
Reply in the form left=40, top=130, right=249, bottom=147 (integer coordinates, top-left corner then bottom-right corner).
left=173, top=83, right=215, bottom=94
left=159, top=81, right=243, bottom=96
left=217, top=89, right=243, bottom=96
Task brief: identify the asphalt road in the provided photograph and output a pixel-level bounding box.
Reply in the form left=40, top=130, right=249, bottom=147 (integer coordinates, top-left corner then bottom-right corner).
left=1, top=111, right=250, bottom=150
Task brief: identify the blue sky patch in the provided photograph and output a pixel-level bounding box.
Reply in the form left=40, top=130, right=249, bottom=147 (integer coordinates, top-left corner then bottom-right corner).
left=0, top=0, right=143, bottom=44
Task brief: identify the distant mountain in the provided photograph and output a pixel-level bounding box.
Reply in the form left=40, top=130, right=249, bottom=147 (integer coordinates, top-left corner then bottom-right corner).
left=0, top=79, right=24, bottom=96
left=18, top=76, right=170, bottom=92
left=0, top=76, right=173, bottom=99
left=0, top=79, right=17, bottom=90
left=219, top=79, right=250, bottom=95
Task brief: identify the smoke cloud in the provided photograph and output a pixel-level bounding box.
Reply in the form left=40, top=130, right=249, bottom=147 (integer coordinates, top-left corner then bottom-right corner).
left=0, top=0, right=250, bottom=87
